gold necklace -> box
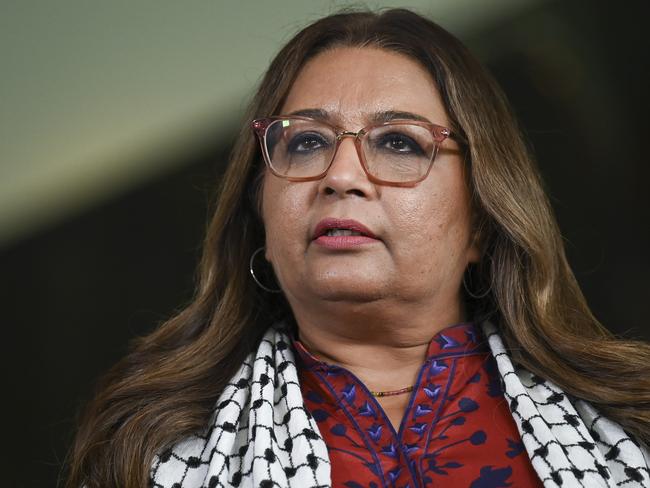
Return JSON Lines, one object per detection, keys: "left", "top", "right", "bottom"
{"left": 370, "top": 385, "right": 415, "bottom": 397}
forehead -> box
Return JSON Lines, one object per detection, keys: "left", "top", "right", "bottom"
{"left": 280, "top": 46, "right": 449, "bottom": 128}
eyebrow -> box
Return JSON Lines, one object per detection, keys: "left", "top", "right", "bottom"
{"left": 285, "top": 108, "right": 433, "bottom": 124}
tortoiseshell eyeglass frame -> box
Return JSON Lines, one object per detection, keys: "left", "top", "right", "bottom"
{"left": 251, "top": 115, "right": 460, "bottom": 188}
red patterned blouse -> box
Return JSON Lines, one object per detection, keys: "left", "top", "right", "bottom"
{"left": 292, "top": 322, "right": 544, "bottom": 488}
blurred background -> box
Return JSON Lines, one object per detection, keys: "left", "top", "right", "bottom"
{"left": 1, "top": 0, "right": 648, "bottom": 485}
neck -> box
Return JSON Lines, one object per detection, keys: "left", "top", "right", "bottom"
{"left": 289, "top": 296, "right": 466, "bottom": 392}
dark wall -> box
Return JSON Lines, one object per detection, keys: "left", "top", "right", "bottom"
{"left": 473, "top": 0, "right": 649, "bottom": 335}
{"left": 2, "top": 1, "right": 648, "bottom": 486}
{"left": 2, "top": 143, "right": 229, "bottom": 487}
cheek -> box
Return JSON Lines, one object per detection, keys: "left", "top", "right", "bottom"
{"left": 261, "top": 178, "right": 310, "bottom": 263}
{"left": 388, "top": 187, "right": 473, "bottom": 265}
{"left": 261, "top": 178, "right": 282, "bottom": 262}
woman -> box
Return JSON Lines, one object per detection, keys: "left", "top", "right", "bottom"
{"left": 66, "top": 8, "right": 650, "bottom": 488}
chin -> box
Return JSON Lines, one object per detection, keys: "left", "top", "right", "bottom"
{"left": 308, "top": 277, "right": 387, "bottom": 303}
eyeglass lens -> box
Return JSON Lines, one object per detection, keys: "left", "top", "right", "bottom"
{"left": 264, "top": 118, "right": 437, "bottom": 183}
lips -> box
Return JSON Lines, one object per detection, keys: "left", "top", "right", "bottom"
{"left": 311, "top": 218, "right": 380, "bottom": 250}
{"left": 312, "top": 218, "right": 378, "bottom": 240}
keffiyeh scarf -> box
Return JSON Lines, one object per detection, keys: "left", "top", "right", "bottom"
{"left": 150, "top": 322, "right": 650, "bottom": 487}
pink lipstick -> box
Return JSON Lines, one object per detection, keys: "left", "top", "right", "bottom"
{"left": 312, "top": 218, "right": 379, "bottom": 250}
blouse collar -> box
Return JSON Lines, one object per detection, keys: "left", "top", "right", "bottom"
{"left": 291, "top": 322, "right": 486, "bottom": 371}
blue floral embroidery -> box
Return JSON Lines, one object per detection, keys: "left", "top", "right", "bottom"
{"left": 367, "top": 423, "right": 383, "bottom": 443}
{"left": 423, "top": 384, "right": 441, "bottom": 401}
{"left": 423, "top": 455, "right": 463, "bottom": 475}
{"left": 381, "top": 442, "right": 398, "bottom": 458}
{"left": 470, "top": 465, "right": 513, "bottom": 487}
{"left": 408, "top": 423, "right": 428, "bottom": 436}
{"left": 341, "top": 383, "right": 356, "bottom": 404}
{"left": 414, "top": 404, "right": 433, "bottom": 417}
{"left": 306, "top": 390, "right": 325, "bottom": 403}
{"left": 470, "top": 430, "right": 487, "bottom": 445}
{"left": 297, "top": 323, "right": 539, "bottom": 488}
{"left": 387, "top": 467, "right": 402, "bottom": 482}
{"left": 484, "top": 356, "right": 504, "bottom": 398}
{"left": 459, "top": 397, "right": 479, "bottom": 412}
{"left": 331, "top": 424, "right": 347, "bottom": 436}
{"left": 403, "top": 443, "right": 419, "bottom": 454}
{"left": 505, "top": 438, "right": 526, "bottom": 458}
{"left": 358, "top": 400, "right": 377, "bottom": 418}
{"left": 436, "top": 334, "right": 460, "bottom": 349}
{"left": 429, "top": 360, "right": 448, "bottom": 376}
{"left": 311, "top": 408, "right": 329, "bottom": 422}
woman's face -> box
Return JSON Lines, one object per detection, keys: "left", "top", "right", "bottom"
{"left": 261, "top": 47, "right": 479, "bottom": 321}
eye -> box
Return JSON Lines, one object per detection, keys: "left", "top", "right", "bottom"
{"left": 287, "top": 132, "right": 330, "bottom": 154}
{"left": 376, "top": 132, "right": 425, "bottom": 156}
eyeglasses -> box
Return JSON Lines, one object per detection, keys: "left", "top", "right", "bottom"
{"left": 251, "top": 116, "right": 455, "bottom": 187}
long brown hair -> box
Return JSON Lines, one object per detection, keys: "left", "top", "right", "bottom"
{"left": 65, "top": 8, "right": 650, "bottom": 487}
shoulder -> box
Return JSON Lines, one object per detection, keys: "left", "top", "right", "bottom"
{"left": 480, "top": 321, "right": 650, "bottom": 486}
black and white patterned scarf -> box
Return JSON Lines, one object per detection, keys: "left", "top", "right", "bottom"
{"left": 150, "top": 323, "right": 650, "bottom": 487}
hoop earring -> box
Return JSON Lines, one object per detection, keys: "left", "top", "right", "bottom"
{"left": 462, "top": 270, "right": 492, "bottom": 299}
{"left": 249, "top": 247, "right": 282, "bottom": 293}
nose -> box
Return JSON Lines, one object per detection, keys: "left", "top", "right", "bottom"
{"left": 318, "top": 135, "right": 374, "bottom": 197}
